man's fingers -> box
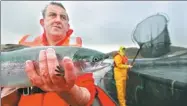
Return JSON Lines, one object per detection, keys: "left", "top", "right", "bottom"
{"left": 39, "top": 50, "right": 53, "bottom": 87}
{"left": 46, "top": 48, "right": 59, "bottom": 74}
{"left": 32, "top": 61, "right": 40, "bottom": 75}
{"left": 46, "top": 48, "right": 61, "bottom": 85}
{"left": 25, "top": 60, "right": 43, "bottom": 86}
{"left": 61, "top": 57, "right": 76, "bottom": 86}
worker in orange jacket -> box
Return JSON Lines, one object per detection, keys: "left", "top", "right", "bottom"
{"left": 113, "top": 46, "right": 133, "bottom": 106}
{"left": 1, "top": 2, "right": 116, "bottom": 106}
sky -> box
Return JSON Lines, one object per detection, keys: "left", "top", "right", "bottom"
{"left": 1, "top": 1, "right": 187, "bottom": 53}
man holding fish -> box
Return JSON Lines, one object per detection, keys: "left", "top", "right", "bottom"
{"left": 1, "top": 2, "right": 116, "bottom": 106}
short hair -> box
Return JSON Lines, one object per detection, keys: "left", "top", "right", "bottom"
{"left": 42, "top": 2, "right": 69, "bottom": 20}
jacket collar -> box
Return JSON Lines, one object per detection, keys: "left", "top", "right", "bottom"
{"left": 41, "top": 29, "right": 73, "bottom": 46}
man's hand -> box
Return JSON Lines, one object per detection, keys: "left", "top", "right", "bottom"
{"left": 25, "top": 48, "right": 77, "bottom": 93}
{"left": 128, "top": 65, "right": 133, "bottom": 69}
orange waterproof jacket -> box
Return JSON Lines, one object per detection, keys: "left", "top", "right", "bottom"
{"left": 18, "top": 29, "right": 116, "bottom": 106}
{"left": 19, "top": 29, "right": 82, "bottom": 47}
{"left": 113, "top": 53, "right": 129, "bottom": 80}
{"left": 113, "top": 53, "right": 128, "bottom": 67}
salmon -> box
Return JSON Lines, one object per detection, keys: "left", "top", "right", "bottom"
{"left": 0, "top": 44, "right": 111, "bottom": 88}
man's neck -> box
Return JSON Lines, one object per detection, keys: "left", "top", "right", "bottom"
{"left": 46, "top": 34, "right": 66, "bottom": 46}
{"left": 48, "top": 39, "right": 58, "bottom": 46}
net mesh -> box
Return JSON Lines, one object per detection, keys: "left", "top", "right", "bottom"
{"left": 132, "top": 13, "right": 171, "bottom": 58}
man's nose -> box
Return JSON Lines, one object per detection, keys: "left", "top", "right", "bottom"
{"left": 54, "top": 15, "right": 62, "bottom": 23}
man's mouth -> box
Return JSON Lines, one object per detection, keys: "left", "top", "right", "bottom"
{"left": 53, "top": 26, "right": 62, "bottom": 29}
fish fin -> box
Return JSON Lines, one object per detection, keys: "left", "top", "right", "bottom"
{"left": 1, "top": 44, "right": 29, "bottom": 52}
{"left": 1, "top": 87, "right": 19, "bottom": 98}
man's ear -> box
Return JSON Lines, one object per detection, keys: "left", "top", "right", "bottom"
{"left": 68, "top": 23, "right": 70, "bottom": 29}
{"left": 40, "top": 19, "right": 44, "bottom": 27}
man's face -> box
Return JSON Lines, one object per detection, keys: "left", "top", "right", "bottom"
{"left": 122, "top": 48, "right": 126, "bottom": 55}
{"left": 41, "top": 5, "right": 70, "bottom": 38}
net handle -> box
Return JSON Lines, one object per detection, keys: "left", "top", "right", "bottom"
{"left": 131, "top": 43, "right": 143, "bottom": 66}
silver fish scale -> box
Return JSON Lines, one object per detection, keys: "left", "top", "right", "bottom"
{"left": 0, "top": 62, "right": 31, "bottom": 87}
{"left": 1, "top": 62, "right": 26, "bottom": 76}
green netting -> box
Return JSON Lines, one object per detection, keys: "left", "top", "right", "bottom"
{"left": 132, "top": 13, "right": 171, "bottom": 58}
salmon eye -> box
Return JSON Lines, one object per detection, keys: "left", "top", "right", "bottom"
{"left": 92, "top": 55, "right": 102, "bottom": 62}
{"left": 92, "top": 57, "right": 99, "bottom": 62}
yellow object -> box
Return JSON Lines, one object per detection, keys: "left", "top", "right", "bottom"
{"left": 113, "top": 46, "right": 129, "bottom": 106}
{"left": 119, "top": 46, "right": 126, "bottom": 56}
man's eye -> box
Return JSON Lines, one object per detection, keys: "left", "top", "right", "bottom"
{"left": 60, "top": 15, "right": 67, "bottom": 20}
{"left": 49, "top": 13, "right": 56, "bottom": 17}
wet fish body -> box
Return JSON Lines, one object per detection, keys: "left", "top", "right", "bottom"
{"left": 0, "top": 45, "right": 111, "bottom": 87}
